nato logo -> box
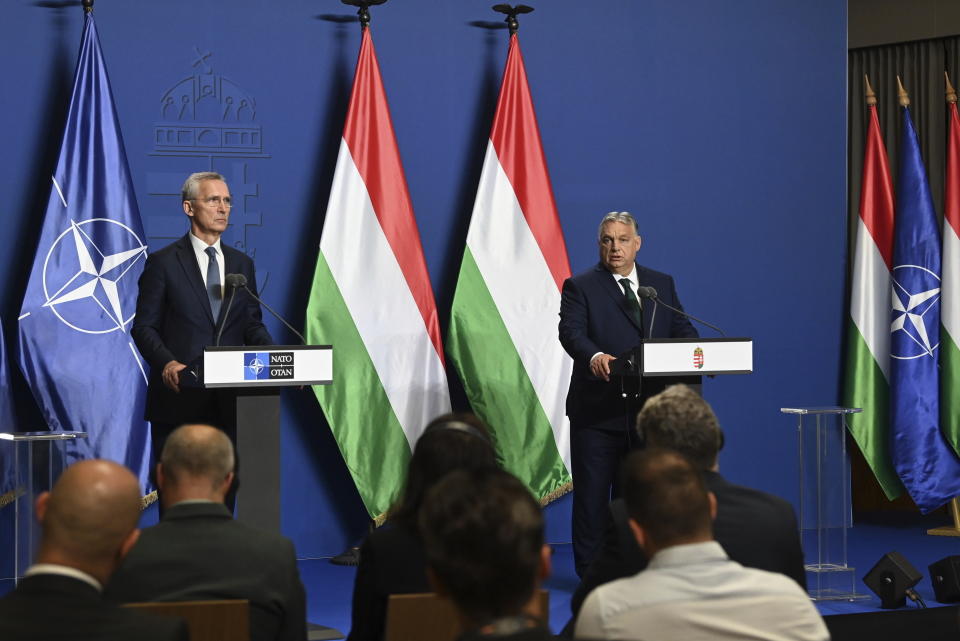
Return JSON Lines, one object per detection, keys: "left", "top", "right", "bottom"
{"left": 244, "top": 352, "right": 294, "bottom": 380}
{"left": 244, "top": 352, "right": 270, "bottom": 380}
{"left": 891, "top": 264, "right": 940, "bottom": 360}
{"left": 41, "top": 219, "right": 147, "bottom": 334}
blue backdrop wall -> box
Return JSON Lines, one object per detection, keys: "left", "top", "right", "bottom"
{"left": 1, "top": 0, "right": 847, "bottom": 557}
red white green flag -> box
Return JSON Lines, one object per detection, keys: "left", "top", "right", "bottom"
{"left": 843, "top": 89, "right": 904, "bottom": 499}
{"left": 305, "top": 29, "right": 450, "bottom": 520}
{"left": 447, "top": 33, "right": 573, "bottom": 503}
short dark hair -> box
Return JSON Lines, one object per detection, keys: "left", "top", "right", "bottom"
{"left": 419, "top": 467, "right": 543, "bottom": 623}
{"left": 622, "top": 448, "right": 712, "bottom": 548}
{"left": 388, "top": 413, "right": 499, "bottom": 528}
{"left": 636, "top": 384, "right": 722, "bottom": 470}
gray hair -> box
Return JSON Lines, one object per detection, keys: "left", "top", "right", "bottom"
{"left": 597, "top": 211, "right": 639, "bottom": 241}
{"left": 181, "top": 172, "right": 226, "bottom": 203}
{"left": 161, "top": 424, "right": 235, "bottom": 488}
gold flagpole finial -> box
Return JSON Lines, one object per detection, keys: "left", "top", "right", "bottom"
{"left": 946, "top": 71, "right": 958, "bottom": 105}
{"left": 864, "top": 75, "right": 877, "bottom": 107}
{"left": 897, "top": 75, "right": 911, "bottom": 107}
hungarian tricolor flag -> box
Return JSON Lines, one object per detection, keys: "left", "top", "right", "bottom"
{"left": 843, "top": 84, "right": 904, "bottom": 499}
{"left": 447, "top": 33, "right": 573, "bottom": 503}
{"left": 304, "top": 28, "right": 450, "bottom": 521}
{"left": 942, "top": 77, "right": 960, "bottom": 457}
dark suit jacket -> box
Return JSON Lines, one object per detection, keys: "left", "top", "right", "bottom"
{"left": 132, "top": 234, "right": 273, "bottom": 424}
{"left": 348, "top": 522, "right": 430, "bottom": 641}
{"left": 104, "top": 502, "right": 307, "bottom": 641}
{"left": 570, "top": 470, "right": 807, "bottom": 618}
{"left": 0, "top": 573, "right": 187, "bottom": 641}
{"left": 559, "top": 262, "right": 698, "bottom": 426}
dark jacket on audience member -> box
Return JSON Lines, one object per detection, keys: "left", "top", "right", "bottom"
{"left": 348, "top": 522, "right": 430, "bottom": 641}
{"left": 571, "top": 470, "right": 806, "bottom": 618}
{"left": 104, "top": 501, "right": 307, "bottom": 641}
{"left": 0, "top": 573, "right": 187, "bottom": 641}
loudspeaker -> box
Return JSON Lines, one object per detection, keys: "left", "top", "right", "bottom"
{"left": 863, "top": 551, "right": 922, "bottom": 609}
{"left": 930, "top": 556, "right": 960, "bottom": 603}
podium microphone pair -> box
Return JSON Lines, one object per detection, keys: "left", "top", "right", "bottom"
{"left": 214, "top": 273, "right": 306, "bottom": 347}
{"left": 635, "top": 286, "right": 725, "bottom": 338}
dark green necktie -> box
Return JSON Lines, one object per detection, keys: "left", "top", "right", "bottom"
{"left": 619, "top": 278, "right": 642, "bottom": 326}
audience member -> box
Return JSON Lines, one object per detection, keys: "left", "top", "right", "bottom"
{"left": 420, "top": 466, "right": 554, "bottom": 641}
{"left": 0, "top": 460, "right": 187, "bottom": 641}
{"left": 571, "top": 384, "right": 805, "bottom": 619}
{"left": 104, "top": 424, "right": 306, "bottom": 641}
{"left": 575, "top": 449, "right": 827, "bottom": 641}
{"left": 348, "top": 413, "right": 500, "bottom": 641}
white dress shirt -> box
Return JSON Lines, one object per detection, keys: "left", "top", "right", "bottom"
{"left": 575, "top": 541, "right": 829, "bottom": 641}
{"left": 25, "top": 563, "right": 103, "bottom": 592}
{"left": 189, "top": 232, "right": 224, "bottom": 301}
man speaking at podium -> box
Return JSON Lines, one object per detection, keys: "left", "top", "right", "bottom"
{"left": 559, "top": 211, "right": 698, "bottom": 577}
{"left": 132, "top": 172, "right": 273, "bottom": 501}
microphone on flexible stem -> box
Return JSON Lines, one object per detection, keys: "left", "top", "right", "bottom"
{"left": 214, "top": 274, "right": 245, "bottom": 347}
{"left": 224, "top": 273, "right": 307, "bottom": 345}
{"left": 636, "top": 286, "right": 726, "bottom": 337}
{"left": 636, "top": 286, "right": 658, "bottom": 340}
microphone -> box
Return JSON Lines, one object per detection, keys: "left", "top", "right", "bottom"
{"left": 641, "top": 286, "right": 726, "bottom": 337}
{"left": 214, "top": 274, "right": 246, "bottom": 347}
{"left": 226, "top": 273, "right": 307, "bottom": 345}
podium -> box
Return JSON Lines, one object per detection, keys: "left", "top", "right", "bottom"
{"left": 0, "top": 431, "right": 88, "bottom": 583}
{"left": 202, "top": 345, "right": 332, "bottom": 532}
{"left": 611, "top": 337, "right": 753, "bottom": 378}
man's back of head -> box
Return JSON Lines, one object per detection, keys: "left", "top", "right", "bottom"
{"left": 636, "top": 384, "right": 721, "bottom": 471}
{"left": 622, "top": 448, "right": 714, "bottom": 554}
{"left": 36, "top": 459, "right": 142, "bottom": 583}
{"left": 419, "top": 466, "right": 550, "bottom": 634}
{"left": 158, "top": 423, "right": 234, "bottom": 507}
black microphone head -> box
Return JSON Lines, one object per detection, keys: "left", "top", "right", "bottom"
{"left": 637, "top": 286, "right": 658, "bottom": 299}
{"left": 225, "top": 273, "right": 248, "bottom": 289}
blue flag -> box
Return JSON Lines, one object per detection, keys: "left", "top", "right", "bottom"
{"left": 0, "top": 317, "right": 18, "bottom": 506}
{"left": 890, "top": 106, "right": 960, "bottom": 512}
{"left": 16, "top": 14, "right": 152, "bottom": 492}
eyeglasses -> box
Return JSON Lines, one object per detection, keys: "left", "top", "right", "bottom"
{"left": 193, "top": 196, "right": 233, "bottom": 209}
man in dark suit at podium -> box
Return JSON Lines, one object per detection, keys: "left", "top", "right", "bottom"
{"left": 559, "top": 211, "right": 698, "bottom": 577}
{"left": 132, "top": 172, "right": 273, "bottom": 503}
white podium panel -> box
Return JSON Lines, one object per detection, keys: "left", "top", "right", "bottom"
{"left": 203, "top": 345, "right": 332, "bottom": 388}
{"left": 642, "top": 338, "right": 752, "bottom": 376}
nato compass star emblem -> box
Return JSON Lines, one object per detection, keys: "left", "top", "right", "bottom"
{"left": 891, "top": 264, "right": 940, "bottom": 360}
{"left": 41, "top": 219, "right": 147, "bottom": 334}
{"left": 247, "top": 356, "right": 266, "bottom": 377}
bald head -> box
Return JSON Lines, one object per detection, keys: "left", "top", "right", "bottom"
{"left": 37, "top": 460, "right": 141, "bottom": 572}
{"left": 158, "top": 424, "right": 235, "bottom": 504}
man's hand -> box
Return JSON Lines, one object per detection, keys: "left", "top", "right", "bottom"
{"left": 589, "top": 353, "right": 617, "bottom": 382}
{"left": 162, "top": 360, "right": 187, "bottom": 393}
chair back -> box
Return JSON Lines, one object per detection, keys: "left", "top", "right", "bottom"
{"left": 385, "top": 590, "right": 549, "bottom": 641}
{"left": 124, "top": 598, "right": 250, "bottom": 641}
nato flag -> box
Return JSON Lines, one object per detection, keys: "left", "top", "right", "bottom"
{"left": 890, "top": 106, "right": 960, "bottom": 512}
{"left": 16, "top": 14, "right": 152, "bottom": 492}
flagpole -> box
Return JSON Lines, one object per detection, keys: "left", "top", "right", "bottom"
{"left": 929, "top": 71, "right": 960, "bottom": 537}
{"left": 82, "top": 0, "right": 92, "bottom": 13}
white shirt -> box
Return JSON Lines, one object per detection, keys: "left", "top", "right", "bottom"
{"left": 25, "top": 563, "right": 102, "bottom": 592}
{"left": 591, "top": 265, "right": 640, "bottom": 364}
{"left": 189, "top": 232, "right": 224, "bottom": 300}
{"left": 575, "top": 541, "right": 829, "bottom": 641}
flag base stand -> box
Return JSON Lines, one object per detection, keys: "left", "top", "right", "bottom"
{"left": 927, "top": 498, "right": 960, "bottom": 537}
